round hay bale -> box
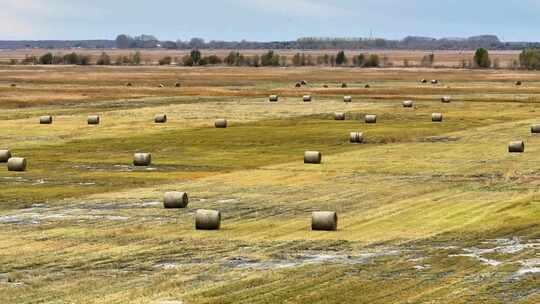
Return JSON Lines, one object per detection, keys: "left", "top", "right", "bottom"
{"left": 158, "top": 84, "right": 165, "bottom": 88}
{"left": 531, "top": 124, "right": 540, "bottom": 133}
{"left": 154, "top": 114, "right": 167, "bottom": 123}
{"left": 334, "top": 112, "right": 345, "bottom": 121}
{"left": 441, "top": 96, "right": 451, "bottom": 103}
{"left": 343, "top": 96, "right": 352, "bottom": 103}
{"left": 350, "top": 132, "right": 364, "bottom": 143}
{"left": 175, "top": 82, "right": 181, "bottom": 87}
{"left": 0, "top": 149, "right": 12, "bottom": 162}
{"left": 269, "top": 95, "right": 279, "bottom": 102}
{"left": 364, "top": 84, "right": 371, "bottom": 88}
{"left": 88, "top": 115, "right": 100, "bottom": 125}
{"left": 215, "top": 119, "right": 228, "bottom": 128}
{"left": 195, "top": 209, "right": 221, "bottom": 230}
{"left": 402, "top": 100, "right": 414, "bottom": 108}
{"left": 515, "top": 81, "right": 522, "bottom": 86}
{"left": 295, "top": 82, "right": 302, "bottom": 88}
{"left": 312, "top": 211, "right": 338, "bottom": 231}
{"left": 323, "top": 84, "right": 329, "bottom": 88}
{"left": 133, "top": 153, "right": 152, "bottom": 166}
{"left": 304, "top": 151, "right": 322, "bottom": 164}
{"left": 126, "top": 82, "right": 133, "bottom": 87}
{"left": 301, "top": 80, "right": 307, "bottom": 85}
{"left": 10, "top": 83, "right": 16, "bottom": 87}
{"left": 164, "top": 191, "right": 189, "bottom": 209}
{"left": 303, "top": 95, "right": 312, "bottom": 102}
{"left": 365, "top": 114, "right": 377, "bottom": 124}
{"left": 432, "top": 113, "right": 443, "bottom": 122}
{"left": 431, "top": 79, "right": 439, "bottom": 84}
{"left": 421, "top": 79, "right": 427, "bottom": 83}
{"left": 39, "top": 115, "right": 53, "bottom": 124}
{"left": 7, "top": 157, "right": 26, "bottom": 172}
{"left": 341, "top": 83, "right": 347, "bottom": 88}
{"left": 509, "top": 141, "right": 525, "bottom": 153}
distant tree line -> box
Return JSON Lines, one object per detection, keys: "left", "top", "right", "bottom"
{"left": 5, "top": 48, "right": 540, "bottom": 70}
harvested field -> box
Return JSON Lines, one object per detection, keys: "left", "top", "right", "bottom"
{"left": 0, "top": 65, "right": 538, "bottom": 304}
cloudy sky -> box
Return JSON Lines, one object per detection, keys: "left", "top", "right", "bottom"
{"left": 1, "top": 0, "right": 538, "bottom": 41}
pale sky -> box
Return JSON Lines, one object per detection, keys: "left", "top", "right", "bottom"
{"left": 1, "top": 0, "right": 538, "bottom": 41}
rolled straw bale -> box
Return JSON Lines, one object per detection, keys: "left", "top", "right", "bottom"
{"left": 7, "top": 157, "right": 26, "bottom": 172}
{"left": 312, "top": 211, "right": 338, "bottom": 231}
{"left": 195, "top": 209, "right": 221, "bottom": 230}
{"left": 303, "top": 95, "right": 312, "bottom": 102}
{"left": 301, "top": 80, "right": 307, "bottom": 85}
{"left": 402, "top": 100, "right": 413, "bottom": 108}
{"left": 515, "top": 81, "right": 522, "bottom": 86}
{"left": 133, "top": 153, "right": 152, "bottom": 166}
{"left": 175, "top": 82, "right": 181, "bottom": 87}
{"left": 155, "top": 114, "right": 167, "bottom": 123}
{"left": 364, "top": 84, "right": 371, "bottom": 88}
{"left": 40, "top": 115, "right": 53, "bottom": 124}
{"left": 88, "top": 115, "right": 100, "bottom": 125}
{"left": 0, "top": 149, "right": 11, "bottom": 162}
{"left": 164, "top": 192, "right": 189, "bottom": 209}
{"left": 304, "top": 151, "right": 322, "bottom": 164}
{"left": 341, "top": 83, "right": 347, "bottom": 88}
{"left": 365, "top": 114, "right": 377, "bottom": 124}
{"left": 531, "top": 124, "right": 540, "bottom": 133}
{"left": 343, "top": 96, "right": 352, "bottom": 103}
{"left": 508, "top": 141, "right": 525, "bottom": 153}
{"left": 432, "top": 113, "right": 443, "bottom": 122}
{"left": 269, "top": 95, "right": 279, "bottom": 102}
{"left": 350, "top": 132, "right": 364, "bottom": 143}
{"left": 431, "top": 79, "right": 439, "bottom": 84}
{"left": 295, "top": 82, "right": 302, "bottom": 88}
{"left": 215, "top": 119, "right": 228, "bottom": 128}
{"left": 441, "top": 96, "right": 451, "bottom": 103}
{"left": 334, "top": 112, "right": 345, "bottom": 120}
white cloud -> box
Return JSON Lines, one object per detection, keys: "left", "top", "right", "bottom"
{"left": 235, "top": 0, "right": 350, "bottom": 17}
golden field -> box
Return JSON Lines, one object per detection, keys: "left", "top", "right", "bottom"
{"left": 0, "top": 65, "right": 539, "bottom": 303}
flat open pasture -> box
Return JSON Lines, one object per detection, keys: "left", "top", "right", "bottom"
{"left": 0, "top": 66, "right": 539, "bottom": 303}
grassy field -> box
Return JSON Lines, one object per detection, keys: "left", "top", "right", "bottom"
{"left": 0, "top": 66, "right": 539, "bottom": 303}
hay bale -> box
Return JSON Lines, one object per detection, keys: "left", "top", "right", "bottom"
{"left": 341, "top": 83, "right": 347, "bottom": 88}
{"left": 269, "top": 95, "right": 279, "bottom": 102}
{"left": 531, "top": 124, "right": 540, "bottom": 133}
{"left": 304, "top": 151, "right": 322, "bottom": 164}
{"left": 0, "top": 149, "right": 11, "bottom": 162}
{"left": 133, "top": 153, "right": 152, "bottom": 166}
{"left": 7, "top": 157, "right": 26, "bottom": 172}
{"left": 301, "top": 80, "right": 307, "bottom": 85}
{"left": 126, "top": 82, "right": 132, "bottom": 87}
{"left": 215, "top": 119, "right": 228, "bottom": 128}
{"left": 323, "top": 84, "right": 329, "bottom": 88}
{"left": 88, "top": 115, "right": 100, "bottom": 125}
{"left": 158, "top": 84, "right": 165, "bottom": 88}
{"left": 39, "top": 115, "right": 53, "bottom": 124}
{"left": 154, "top": 114, "right": 167, "bottom": 123}
{"left": 10, "top": 83, "right": 16, "bottom": 87}
{"left": 350, "top": 132, "right": 364, "bottom": 143}
{"left": 343, "top": 96, "right": 352, "bottom": 103}
{"left": 334, "top": 112, "right": 345, "bottom": 121}
{"left": 515, "top": 81, "right": 522, "bottom": 86}
{"left": 432, "top": 113, "right": 443, "bottom": 122}
{"left": 175, "top": 82, "right": 181, "bottom": 87}
{"left": 195, "top": 209, "right": 221, "bottom": 230}
{"left": 364, "top": 84, "right": 370, "bottom": 88}
{"left": 509, "top": 141, "right": 525, "bottom": 153}
{"left": 420, "top": 79, "right": 427, "bottom": 83}
{"left": 303, "top": 95, "right": 312, "bottom": 102}
{"left": 402, "top": 100, "right": 414, "bottom": 108}
{"left": 441, "top": 96, "right": 451, "bottom": 103}
{"left": 295, "top": 82, "right": 302, "bottom": 88}
{"left": 431, "top": 79, "right": 439, "bottom": 84}
{"left": 164, "top": 191, "right": 189, "bottom": 209}
{"left": 365, "top": 114, "right": 377, "bottom": 124}
{"left": 312, "top": 211, "right": 338, "bottom": 231}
